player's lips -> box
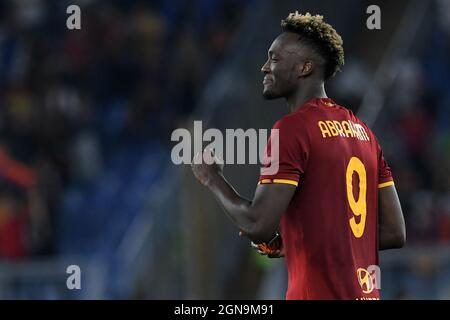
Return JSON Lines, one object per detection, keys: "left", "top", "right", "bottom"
{"left": 263, "top": 78, "right": 273, "bottom": 85}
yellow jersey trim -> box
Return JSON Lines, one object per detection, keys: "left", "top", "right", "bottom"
{"left": 273, "top": 179, "right": 298, "bottom": 186}
{"left": 258, "top": 179, "right": 298, "bottom": 187}
{"left": 378, "top": 181, "right": 395, "bottom": 189}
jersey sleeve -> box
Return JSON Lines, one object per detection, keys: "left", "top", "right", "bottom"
{"left": 258, "top": 115, "right": 309, "bottom": 187}
{"left": 377, "top": 143, "right": 394, "bottom": 189}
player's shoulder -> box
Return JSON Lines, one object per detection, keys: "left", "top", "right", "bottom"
{"left": 351, "top": 113, "right": 376, "bottom": 137}
{"left": 273, "top": 109, "right": 309, "bottom": 131}
{"left": 349, "top": 112, "right": 383, "bottom": 148}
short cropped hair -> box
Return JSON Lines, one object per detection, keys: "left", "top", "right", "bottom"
{"left": 281, "top": 11, "right": 344, "bottom": 79}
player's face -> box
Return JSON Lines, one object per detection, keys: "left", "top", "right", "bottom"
{"left": 261, "top": 33, "right": 302, "bottom": 99}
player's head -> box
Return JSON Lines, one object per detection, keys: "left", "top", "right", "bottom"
{"left": 261, "top": 12, "right": 344, "bottom": 99}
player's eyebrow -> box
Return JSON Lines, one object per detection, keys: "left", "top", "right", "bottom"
{"left": 285, "top": 49, "right": 297, "bottom": 55}
{"left": 268, "top": 50, "right": 281, "bottom": 58}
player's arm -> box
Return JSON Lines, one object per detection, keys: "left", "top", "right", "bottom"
{"left": 378, "top": 185, "right": 406, "bottom": 250}
{"left": 191, "top": 149, "right": 296, "bottom": 244}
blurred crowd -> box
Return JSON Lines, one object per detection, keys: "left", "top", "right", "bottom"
{"left": 381, "top": 5, "right": 450, "bottom": 245}
{"left": 331, "top": 0, "right": 450, "bottom": 247}
{"left": 0, "top": 0, "right": 248, "bottom": 260}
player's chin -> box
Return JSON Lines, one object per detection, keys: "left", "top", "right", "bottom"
{"left": 262, "top": 87, "right": 280, "bottom": 100}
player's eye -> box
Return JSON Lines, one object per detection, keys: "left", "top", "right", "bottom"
{"left": 271, "top": 58, "right": 278, "bottom": 63}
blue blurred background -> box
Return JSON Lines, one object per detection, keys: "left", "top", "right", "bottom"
{"left": 0, "top": 0, "right": 449, "bottom": 299}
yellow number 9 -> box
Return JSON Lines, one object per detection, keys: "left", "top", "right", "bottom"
{"left": 346, "top": 157, "right": 367, "bottom": 238}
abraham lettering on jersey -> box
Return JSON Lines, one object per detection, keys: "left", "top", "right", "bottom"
{"left": 317, "top": 120, "right": 370, "bottom": 141}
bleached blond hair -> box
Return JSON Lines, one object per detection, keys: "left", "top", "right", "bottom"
{"left": 281, "top": 11, "right": 344, "bottom": 79}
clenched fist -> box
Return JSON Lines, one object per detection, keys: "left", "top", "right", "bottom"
{"left": 191, "top": 148, "right": 224, "bottom": 186}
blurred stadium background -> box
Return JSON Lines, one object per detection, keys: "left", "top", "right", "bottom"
{"left": 0, "top": 0, "right": 449, "bottom": 299}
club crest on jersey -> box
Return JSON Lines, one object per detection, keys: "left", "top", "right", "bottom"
{"left": 356, "top": 265, "right": 381, "bottom": 294}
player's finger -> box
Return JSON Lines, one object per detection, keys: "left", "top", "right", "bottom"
{"left": 214, "top": 153, "right": 224, "bottom": 165}
{"left": 203, "top": 147, "right": 213, "bottom": 158}
{"left": 191, "top": 151, "right": 201, "bottom": 166}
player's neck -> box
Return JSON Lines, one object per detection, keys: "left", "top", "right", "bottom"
{"left": 286, "top": 83, "right": 327, "bottom": 113}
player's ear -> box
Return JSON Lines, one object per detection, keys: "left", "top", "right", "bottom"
{"left": 298, "top": 60, "right": 313, "bottom": 77}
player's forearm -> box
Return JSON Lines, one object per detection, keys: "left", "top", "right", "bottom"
{"left": 206, "top": 174, "right": 263, "bottom": 241}
{"left": 379, "top": 227, "right": 406, "bottom": 250}
{"left": 378, "top": 186, "right": 406, "bottom": 250}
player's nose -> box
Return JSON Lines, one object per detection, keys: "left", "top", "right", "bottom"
{"left": 261, "top": 60, "right": 270, "bottom": 74}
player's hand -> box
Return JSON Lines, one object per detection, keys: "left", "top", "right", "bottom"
{"left": 191, "top": 148, "right": 224, "bottom": 186}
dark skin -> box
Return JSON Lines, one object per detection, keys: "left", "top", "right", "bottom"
{"left": 191, "top": 32, "right": 406, "bottom": 251}
{"left": 378, "top": 186, "right": 406, "bottom": 250}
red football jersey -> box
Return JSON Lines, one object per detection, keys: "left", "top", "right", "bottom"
{"left": 259, "top": 97, "right": 394, "bottom": 300}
